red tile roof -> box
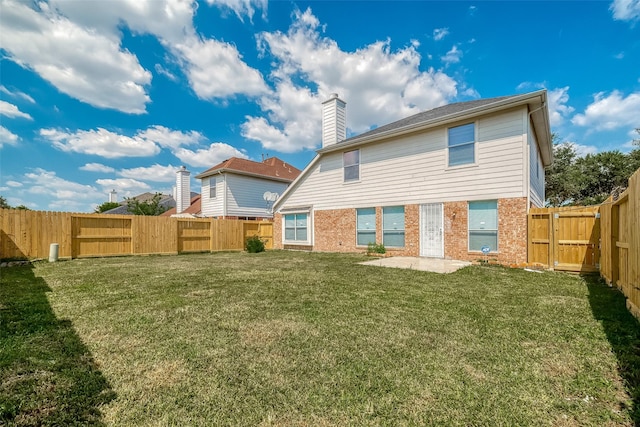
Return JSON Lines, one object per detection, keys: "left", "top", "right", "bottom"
{"left": 195, "top": 156, "right": 301, "bottom": 182}
{"left": 161, "top": 194, "right": 202, "bottom": 217}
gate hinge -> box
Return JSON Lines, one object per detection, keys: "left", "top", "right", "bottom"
{"left": 554, "top": 261, "right": 558, "bottom": 267}
{"left": 595, "top": 212, "right": 600, "bottom": 219}
{"left": 554, "top": 213, "right": 559, "bottom": 219}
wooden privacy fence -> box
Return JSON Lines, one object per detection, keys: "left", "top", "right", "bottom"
{"left": 0, "top": 209, "right": 273, "bottom": 260}
{"left": 528, "top": 205, "right": 601, "bottom": 273}
{"left": 528, "top": 168, "right": 639, "bottom": 316}
{"left": 600, "top": 169, "right": 640, "bottom": 316}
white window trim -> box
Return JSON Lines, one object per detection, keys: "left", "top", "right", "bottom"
{"left": 343, "top": 149, "right": 360, "bottom": 183}
{"left": 356, "top": 207, "right": 376, "bottom": 247}
{"left": 467, "top": 200, "right": 499, "bottom": 253}
{"left": 282, "top": 209, "right": 312, "bottom": 246}
{"left": 382, "top": 206, "right": 405, "bottom": 248}
{"left": 209, "top": 177, "right": 217, "bottom": 199}
{"left": 446, "top": 121, "right": 478, "bottom": 169}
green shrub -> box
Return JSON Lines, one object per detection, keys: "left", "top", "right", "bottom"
{"left": 245, "top": 235, "right": 265, "bottom": 253}
{"left": 367, "top": 242, "right": 386, "bottom": 254}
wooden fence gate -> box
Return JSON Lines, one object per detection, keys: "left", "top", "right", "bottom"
{"left": 528, "top": 206, "right": 600, "bottom": 273}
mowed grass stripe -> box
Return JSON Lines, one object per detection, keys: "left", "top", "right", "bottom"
{"left": 1, "top": 251, "right": 638, "bottom": 426}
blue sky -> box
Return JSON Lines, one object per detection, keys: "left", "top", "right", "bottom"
{"left": 1, "top": 0, "right": 639, "bottom": 212}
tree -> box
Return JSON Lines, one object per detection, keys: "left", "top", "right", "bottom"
{"left": 125, "top": 193, "right": 167, "bottom": 216}
{"left": 545, "top": 132, "right": 640, "bottom": 206}
{"left": 573, "top": 150, "right": 633, "bottom": 205}
{"left": 0, "top": 196, "right": 10, "bottom": 209}
{"left": 545, "top": 135, "right": 580, "bottom": 206}
{"left": 95, "top": 201, "right": 121, "bottom": 213}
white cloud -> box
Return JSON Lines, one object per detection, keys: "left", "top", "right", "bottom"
{"left": 0, "top": 100, "right": 33, "bottom": 120}
{"left": 6, "top": 180, "right": 22, "bottom": 188}
{"left": 441, "top": 45, "right": 463, "bottom": 65}
{"left": 0, "top": 85, "right": 36, "bottom": 103}
{"left": 154, "top": 64, "right": 179, "bottom": 82}
{"left": 565, "top": 141, "right": 598, "bottom": 157}
{"left": 0, "top": 1, "right": 151, "bottom": 114}
{"left": 118, "top": 164, "right": 179, "bottom": 182}
{"left": 433, "top": 28, "right": 449, "bottom": 41}
{"left": 24, "top": 168, "right": 100, "bottom": 210}
{"left": 547, "top": 86, "right": 575, "bottom": 127}
{"left": 172, "top": 35, "right": 268, "bottom": 100}
{"left": 95, "top": 178, "right": 152, "bottom": 199}
{"left": 40, "top": 128, "right": 161, "bottom": 158}
{"left": 173, "top": 143, "right": 248, "bottom": 167}
{"left": 0, "top": 126, "right": 20, "bottom": 148}
{"left": 47, "top": 0, "right": 197, "bottom": 45}
{"left": 245, "top": 8, "right": 458, "bottom": 153}
{"left": 80, "top": 163, "right": 115, "bottom": 173}
{"left": 137, "top": 125, "right": 204, "bottom": 149}
{"left": 610, "top": 0, "right": 640, "bottom": 21}
{"left": 614, "top": 52, "right": 625, "bottom": 59}
{"left": 18, "top": 1, "right": 270, "bottom": 103}
{"left": 206, "top": 0, "right": 268, "bottom": 22}
{"left": 572, "top": 90, "right": 640, "bottom": 131}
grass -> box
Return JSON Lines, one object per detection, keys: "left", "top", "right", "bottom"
{"left": 1, "top": 251, "right": 639, "bottom": 426}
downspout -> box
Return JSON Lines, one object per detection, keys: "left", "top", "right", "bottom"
{"left": 218, "top": 170, "right": 226, "bottom": 219}
{"left": 527, "top": 101, "right": 547, "bottom": 211}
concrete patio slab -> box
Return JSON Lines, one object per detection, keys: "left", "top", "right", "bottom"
{"left": 359, "top": 256, "right": 472, "bottom": 273}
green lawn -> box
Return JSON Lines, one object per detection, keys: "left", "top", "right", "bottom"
{"left": 1, "top": 251, "right": 639, "bottom": 426}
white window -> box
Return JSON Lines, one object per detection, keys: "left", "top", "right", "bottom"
{"left": 343, "top": 149, "right": 360, "bottom": 182}
{"left": 209, "top": 178, "right": 216, "bottom": 199}
{"left": 284, "top": 213, "right": 308, "bottom": 243}
{"left": 468, "top": 200, "right": 498, "bottom": 252}
{"left": 448, "top": 123, "right": 475, "bottom": 166}
{"left": 383, "top": 206, "right": 405, "bottom": 247}
{"left": 356, "top": 208, "right": 376, "bottom": 246}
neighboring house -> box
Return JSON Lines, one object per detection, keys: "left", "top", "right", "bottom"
{"left": 195, "top": 157, "right": 301, "bottom": 219}
{"left": 272, "top": 90, "right": 552, "bottom": 265}
{"left": 160, "top": 194, "right": 201, "bottom": 217}
{"left": 102, "top": 192, "right": 176, "bottom": 215}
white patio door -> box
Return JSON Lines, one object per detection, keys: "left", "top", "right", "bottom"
{"left": 421, "top": 203, "right": 444, "bottom": 258}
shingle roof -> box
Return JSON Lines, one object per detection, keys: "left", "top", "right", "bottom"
{"left": 195, "top": 156, "right": 301, "bottom": 182}
{"left": 340, "top": 94, "right": 519, "bottom": 144}
{"left": 102, "top": 192, "right": 175, "bottom": 215}
{"left": 161, "top": 194, "right": 201, "bottom": 217}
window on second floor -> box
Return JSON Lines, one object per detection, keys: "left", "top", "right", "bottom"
{"left": 448, "top": 123, "right": 475, "bottom": 167}
{"left": 343, "top": 149, "right": 360, "bottom": 182}
{"left": 209, "top": 177, "right": 217, "bottom": 199}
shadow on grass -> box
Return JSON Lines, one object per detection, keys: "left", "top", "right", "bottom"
{"left": 585, "top": 275, "right": 640, "bottom": 425}
{"left": 0, "top": 262, "right": 115, "bottom": 426}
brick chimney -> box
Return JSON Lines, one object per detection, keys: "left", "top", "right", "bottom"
{"left": 322, "top": 93, "right": 346, "bottom": 148}
{"left": 176, "top": 166, "right": 190, "bottom": 214}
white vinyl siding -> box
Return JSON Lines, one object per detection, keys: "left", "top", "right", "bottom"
{"left": 201, "top": 173, "right": 290, "bottom": 218}
{"left": 343, "top": 149, "right": 360, "bottom": 182}
{"left": 468, "top": 200, "right": 498, "bottom": 252}
{"left": 356, "top": 208, "right": 376, "bottom": 246}
{"left": 201, "top": 176, "right": 224, "bottom": 217}
{"left": 448, "top": 123, "right": 475, "bottom": 166}
{"left": 225, "top": 174, "right": 289, "bottom": 218}
{"left": 383, "top": 206, "right": 405, "bottom": 248}
{"left": 280, "top": 107, "right": 527, "bottom": 211}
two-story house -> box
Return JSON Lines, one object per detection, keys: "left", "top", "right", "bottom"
{"left": 195, "top": 157, "right": 301, "bottom": 219}
{"left": 272, "top": 90, "right": 552, "bottom": 264}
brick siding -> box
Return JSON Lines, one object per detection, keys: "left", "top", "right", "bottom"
{"left": 273, "top": 197, "right": 528, "bottom": 264}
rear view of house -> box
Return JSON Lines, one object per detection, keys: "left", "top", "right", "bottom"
{"left": 272, "top": 90, "right": 552, "bottom": 265}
